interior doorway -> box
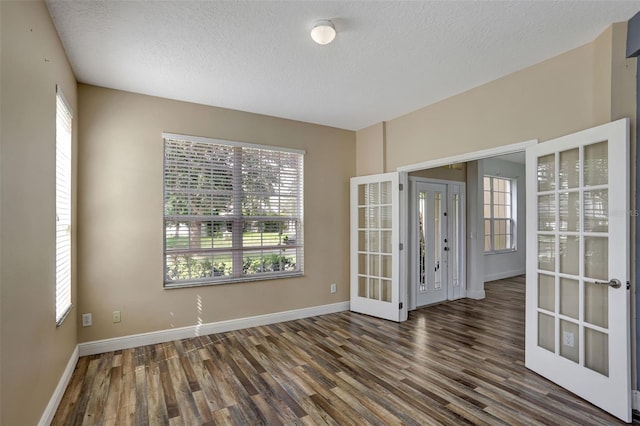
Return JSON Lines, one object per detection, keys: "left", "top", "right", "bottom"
{"left": 409, "top": 179, "right": 465, "bottom": 309}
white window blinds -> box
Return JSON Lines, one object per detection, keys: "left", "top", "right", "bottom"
{"left": 163, "top": 134, "right": 304, "bottom": 287}
{"left": 56, "top": 87, "right": 73, "bottom": 324}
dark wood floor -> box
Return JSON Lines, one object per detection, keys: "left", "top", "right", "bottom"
{"left": 53, "top": 276, "right": 626, "bottom": 425}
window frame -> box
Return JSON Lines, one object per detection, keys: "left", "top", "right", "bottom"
{"left": 483, "top": 175, "right": 516, "bottom": 254}
{"left": 55, "top": 85, "right": 73, "bottom": 325}
{"left": 162, "top": 133, "right": 305, "bottom": 288}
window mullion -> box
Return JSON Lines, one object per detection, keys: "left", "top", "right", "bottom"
{"left": 232, "top": 147, "right": 243, "bottom": 277}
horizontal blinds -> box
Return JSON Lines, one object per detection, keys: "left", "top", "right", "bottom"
{"left": 164, "top": 136, "right": 304, "bottom": 285}
{"left": 56, "top": 90, "right": 72, "bottom": 324}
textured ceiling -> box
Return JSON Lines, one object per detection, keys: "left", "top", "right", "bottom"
{"left": 46, "top": 1, "right": 640, "bottom": 131}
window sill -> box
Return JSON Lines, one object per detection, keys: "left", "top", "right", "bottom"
{"left": 56, "top": 304, "right": 73, "bottom": 327}
{"left": 164, "top": 271, "right": 304, "bottom": 289}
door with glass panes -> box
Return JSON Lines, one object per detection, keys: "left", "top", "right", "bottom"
{"left": 525, "top": 119, "right": 630, "bottom": 422}
{"left": 350, "top": 172, "right": 407, "bottom": 322}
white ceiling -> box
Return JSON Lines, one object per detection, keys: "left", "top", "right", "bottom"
{"left": 46, "top": 1, "right": 640, "bottom": 131}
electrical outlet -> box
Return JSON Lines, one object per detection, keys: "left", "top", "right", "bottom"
{"left": 113, "top": 310, "right": 121, "bottom": 323}
{"left": 82, "top": 313, "right": 92, "bottom": 327}
{"left": 330, "top": 283, "right": 337, "bottom": 293}
{"left": 562, "top": 331, "right": 575, "bottom": 348}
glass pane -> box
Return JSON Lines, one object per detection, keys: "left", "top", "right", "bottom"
{"left": 358, "top": 254, "right": 367, "bottom": 275}
{"left": 380, "top": 255, "right": 392, "bottom": 278}
{"left": 358, "top": 184, "right": 366, "bottom": 206}
{"left": 369, "top": 254, "right": 379, "bottom": 277}
{"left": 369, "top": 231, "right": 379, "bottom": 253}
{"left": 358, "top": 208, "right": 366, "bottom": 229}
{"left": 538, "top": 313, "right": 555, "bottom": 352}
{"left": 560, "top": 320, "right": 579, "bottom": 363}
{"left": 380, "top": 230, "right": 392, "bottom": 254}
{"left": 559, "top": 278, "right": 579, "bottom": 320}
{"left": 380, "top": 206, "right": 392, "bottom": 229}
{"left": 368, "top": 183, "right": 380, "bottom": 204}
{"left": 538, "top": 194, "right": 555, "bottom": 231}
{"left": 371, "top": 278, "right": 380, "bottom": 300}
{"left": 537, "top": 154, "right": 555, "bottom": 191}
{"left": 538, "top": 235, "right": 555, "bottom": 271}
{"left": 380, "top": 181, "right": 392, "bottom": 204}
{"left": 358, "top": 276, "right": 367, "bottom": 297}
{"left": 538, "top": 274, "right": 555, "bottom": 312}
{"left": 368, "top": 207, "right": 379, "bottom": 229}
{"left": 584, "top": 190, "right": 608, "bottom": 232}
{"left": 381, "top": 280, "right": 392, "bottom": 302}
{"left": 585, "top": 328, "right": 609, "bottom": 377}
{"left": 584, "top": 141, "right": 608, "bottom": 186}
{"left": 358, "top": 231, "right": 367, "bottom": 251}
{"left": 585, "top": 281, "right": 608, "bottom": 328}
{"left": 559, "top": 236, "right": 579, "bottom": 276}
{"left": 559, "top": 192, "right": 579, "bottom": 232}
{"left": 585, "top": 237, "right": 608, "bottom": 281}
{"left": 559, "top": 148, "right": 579, "bottom": 189}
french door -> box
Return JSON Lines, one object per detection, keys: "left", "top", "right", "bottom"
{"left": 416, "top": 182, "right": 448, "bottom": 306}
{"left": 350, "top": 172, "right": 407, "bottom": 322}
{"left": 525, "top": 119, "right": 631, "bottom": 422}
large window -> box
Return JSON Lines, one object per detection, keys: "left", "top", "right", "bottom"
{"left": 163, "top": 134, "right": 304, "bottom": 287}
{"left": 484, "top": 176, "right": 515, "bottom": 253}
{"left": 56, "top": 86, "right": 73, "bottom": 324}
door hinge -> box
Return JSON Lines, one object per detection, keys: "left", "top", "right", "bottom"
{"left": 399, "top": 243, "right": 404, "bottom": 250}
{"left": 627, "top": 281, "right": 631, "bottom": 290}
{"left": 399, "top": 302, "right": 403, "bottom": 309}
{"left": 399, "top": 183, "right": 404, "bottom": 191}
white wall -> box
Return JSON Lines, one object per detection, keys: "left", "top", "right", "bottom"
{"left": 482, "top": 158, "right": 527, "bottom": 281}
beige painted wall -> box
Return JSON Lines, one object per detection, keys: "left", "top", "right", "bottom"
{"left": 0, "top": 1, "right": 78, "bottom": 425}
{"left": 355, "top": 122, "right": 385, "bottom": 175}
{"left": 77, "top": 85, "right": 355, "bottom": 342}
{"left": 409, "top": 164, "right": 466, "bottom": 182}
{"left": 354, "top": 22, "right": 635, "bottom": 172}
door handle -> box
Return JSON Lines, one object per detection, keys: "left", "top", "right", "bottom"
{"left": 594, "top": 279, "right": 622, "bottom": 289}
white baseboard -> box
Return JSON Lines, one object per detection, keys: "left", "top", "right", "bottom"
{"left": 484, "top": 269, "right": 525, "bottom": 282}
{"left": 633, "top": 390, "right": 640, "bottom": 411}
{"left": 79, "top": 301, "right": 350, "bottom": 356}
{"left": 39, "top": 345, "right": 79, "bottom": 426}
{"left": 466, "top": 290, "right": 486, "bottom": 300}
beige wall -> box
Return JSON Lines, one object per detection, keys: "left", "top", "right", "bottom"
{"left": 356, "top": 122, "right": 385, "bottom": 175}
{"left": 77, "top": 85, "right": 355, "bottom": 342}
{"left": 409, "top": 164, "right": 466, "bottom": 182}
{"left": 0, "top": 1, "right": 78, "bottom": 425}
{"left": 354, "top": 23, "right": 635, "bottom": 173}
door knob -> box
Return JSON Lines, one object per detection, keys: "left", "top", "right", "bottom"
{"left": 594, "top": 279, "right": 622, "bottom": 289}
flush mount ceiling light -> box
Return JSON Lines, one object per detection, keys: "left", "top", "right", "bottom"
{"left": 310, "top": 20, "right": 336, "bottom": 45}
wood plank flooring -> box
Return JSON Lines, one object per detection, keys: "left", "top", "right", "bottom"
{"left": 53, "top": 277, "right": 626, "bottom": 425}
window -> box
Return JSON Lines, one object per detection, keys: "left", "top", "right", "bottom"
{"left": 484, "top": 176, "right": 515, "bottom": 253}
{"left": 56, "top": 87, "right": 73, "bottom": 325}
{"left": 163, "top": 134, "right": 304, "bottom": 287}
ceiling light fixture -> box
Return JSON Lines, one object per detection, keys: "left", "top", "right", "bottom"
{"left": 310, "top": 20, "right": 336, "bottom": 45}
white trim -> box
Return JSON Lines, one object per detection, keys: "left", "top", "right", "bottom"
{"left": 484, "top": 269, "right": 525, "bottom": 282}
{"left": 633, "top": 390, "right": 640, "bottom": 411}
{"left": 466, "top": 289, "right": 486, "bottom": 300}
{"left": 78, "top": 301, "right": 349, "bottom": 356}
{"left": 397, "top": 139, "right": 537, "bottom": 173}
{"left": 162, "top": 132, "right": 306, "bottom": 155}
{"left": 39, "top": 345, "right": 79, "bottom": 426}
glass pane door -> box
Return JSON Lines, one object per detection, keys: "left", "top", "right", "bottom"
{"left": 350, "top": 172, "right": 405, "bottom": 322}
{"left": 525, "top": 119, "right": 630, "bottom": 422}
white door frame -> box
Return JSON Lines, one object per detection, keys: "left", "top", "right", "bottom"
{"left": 408, "top": 177, "right": 467, "bottom": 310}
{"left": 397, "top": 139, "right": 538, "bottom": 302}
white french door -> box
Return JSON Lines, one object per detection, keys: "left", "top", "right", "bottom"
{"left": 525, "top": 119, "right": 631, "bottom": 422}
{"left": 416, "top": 182, "right": 448, "bottom": 306}
{"left": 350, "top": 172, "right": 407, "bottom": 322}
{"left": 410, "top": 180, "right": 466, "bottom": 309}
